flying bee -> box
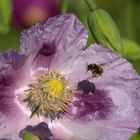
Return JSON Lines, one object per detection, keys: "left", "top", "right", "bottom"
{"left": 86, "top": 63, "right": 105, "bottom": 77}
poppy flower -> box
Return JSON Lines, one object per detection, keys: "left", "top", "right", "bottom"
{"left": 0, "top": 14, "right": 140, "bottom": 140}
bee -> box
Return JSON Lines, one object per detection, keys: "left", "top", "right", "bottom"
{"left": 87, "top": 63, "right": 105, "bottom": 77}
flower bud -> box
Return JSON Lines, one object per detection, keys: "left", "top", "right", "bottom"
{"left": 88, "top": 9, "right": 123, "bottom": 52}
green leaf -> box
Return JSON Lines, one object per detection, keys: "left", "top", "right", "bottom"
{"left": 129, "top": 128, "right": 140, "bottom": 140}
{"left": 121, "top": 38, "right": 140, "bottom": 60}
{"left": 24, "top": 132, "right": 40, "bottom": 140}
{"left": 30, "top": 106, "right": 40, "bottom": 119}
{"left": 0, "top": 0, "right": 12, "bottom": 34}
{"left": 88, "top": 9, "right": 123, "bottom": 52}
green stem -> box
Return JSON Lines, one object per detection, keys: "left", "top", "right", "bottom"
{"left": 119, "top": 0, "right": 134, "bottom": 39}
{"left": 84, "top": 0, "right": 96, "bottom": 11}
{"left": 125, "top": 0, "right": 134, "bottom": 39}
{"left": 61, "top": 0, "right": 69, "bottom": 13}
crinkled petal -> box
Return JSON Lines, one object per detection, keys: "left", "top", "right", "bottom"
{"left": 20, "top": 14, "right": 88, "bottom": 69}
{"left": 49, "top": 44, "right": 140, "bottom": 140}
{"left": 0, "top": 49, "right": 29, "bottom": 117}
{"left": 0, "top": 49, "right": 40, "bottom": 139}
{"left": 0, "top": 111, "right": 41, "bottom": 140}
{"left": 0, "top": 49, "right": 27, "bottom": 72}
{"left": 49, "top": 119, "right": 137, "bottom": 140}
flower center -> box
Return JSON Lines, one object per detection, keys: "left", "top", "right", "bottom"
{"left": 47, "top": 79, "right": 64, "bottom": 98}
{"left": 25, "top": 71, "right": 73, "bottom": 120}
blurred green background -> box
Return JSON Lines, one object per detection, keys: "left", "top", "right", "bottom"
{"left": 0, "top": 0, "right": 140, "bottom": 74}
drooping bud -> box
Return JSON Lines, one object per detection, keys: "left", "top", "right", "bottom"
{"left": 88, "top": 9, "right": 123, "bottom": 52}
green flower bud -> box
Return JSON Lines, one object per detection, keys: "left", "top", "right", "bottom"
{"left": 88, "top": 9, "right": 123, "bottom": 52}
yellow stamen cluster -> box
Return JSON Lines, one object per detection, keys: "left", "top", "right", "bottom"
{"left": 25, "top": 71, "right": 73, "bottom": 120}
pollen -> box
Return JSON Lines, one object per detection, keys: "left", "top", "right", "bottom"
{"left": 47, "top": 79, "right": 64, "bottom": 98}
{"left": 24, "top": 71, "right": 73, "bottom": 120}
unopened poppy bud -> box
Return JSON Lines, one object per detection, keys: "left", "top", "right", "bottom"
{"left": 88, "top": 9, "right": 123, "bottom": 52}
